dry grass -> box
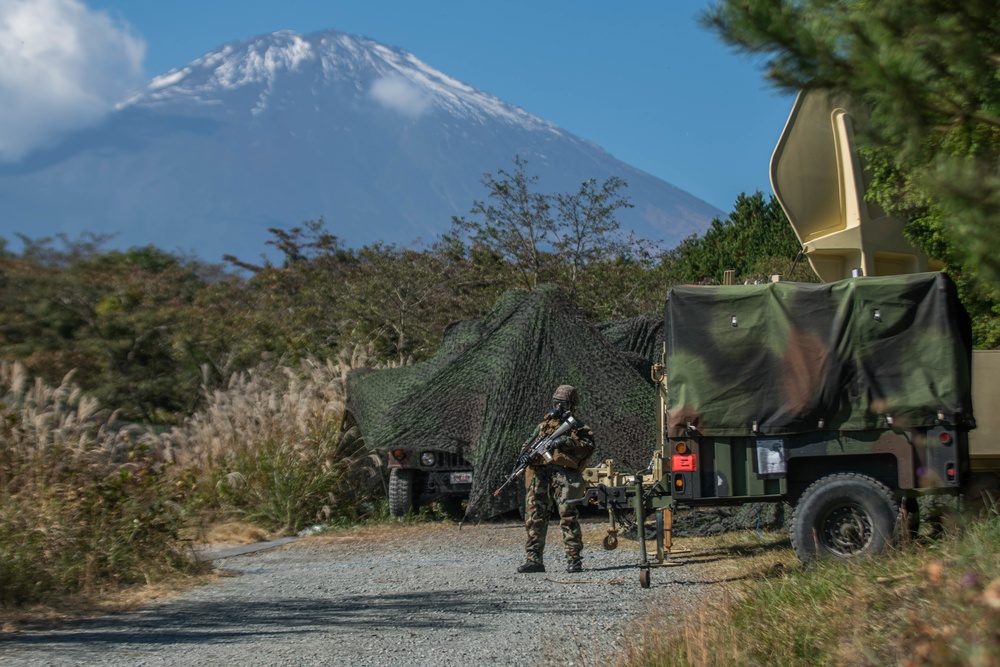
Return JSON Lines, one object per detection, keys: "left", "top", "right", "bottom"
{"left": 614, "top": 512, "right": 1000, "bottom": 667}
{"left": 0, "top": 350, "right": 387, "bottom": 616}
{"left": 182, "top": 520, "right": 275, "bottom": 546}
{"left": 0, "top": 570, "right": 219, "bottom": 633}
{"left": 160, "top": 352, "right": 386, "bottom": 534}
{"left": 0, "top": 362, "right": 205, "bottom": 608}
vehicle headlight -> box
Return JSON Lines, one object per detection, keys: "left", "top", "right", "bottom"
{"left": 420, "top": 452, "right": 436, "bottom": 466}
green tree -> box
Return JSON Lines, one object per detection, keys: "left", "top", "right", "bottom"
{"left": 703, "top": 1, "right": 1000, "bottom": 286}
{"left": 338, "top": 243, "right": 483, "bottom": 361}
{"left": 864, "top": 148, "right": 1000, "bottom": 348}
{"left": 445, "top": 156, "right": 663, "bottom": 323}
{"left": 227, "top": 221, "right": 495, "bottom": 363}
{"left": 223, "top": 219, "right": 356, "bottom": 363}
{"left": 451, "top": 156, "right": 556, "bottom": 291}
{"left": 450, "top": 156, "right": 640, "bottom": 296}
{"left": 552, "top": 175, "right": 634, "bottom": 291}
{"left": 661, "top": 191, "right": 812, "bottom": 285}
{"left": 0, "top": 236, "right": 243, "bottom": 422}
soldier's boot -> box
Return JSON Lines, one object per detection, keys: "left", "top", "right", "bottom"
{"left": 517, "top": 560, "right": 545, "bottom": 573}
{"left": 566, "top": 558, "right": 583, "bottom": 573}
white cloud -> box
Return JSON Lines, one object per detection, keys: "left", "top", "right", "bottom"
{"left": 369, "top": 75, "right": 432, "bottom": 118}
{"left": 0, "top": 0, "right": 145, "bottom": 162}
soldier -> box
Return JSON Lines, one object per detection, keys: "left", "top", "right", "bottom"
{"left": 517, "top": 384, "right": 596, "bottom": 574}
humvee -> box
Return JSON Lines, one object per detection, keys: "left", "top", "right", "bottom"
{"left": 384, "top": 445, "right": 472, "bottom": 519}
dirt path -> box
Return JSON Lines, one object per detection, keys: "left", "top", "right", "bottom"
{"left": 1, "top": 519, "right": 732, "bottom": 667}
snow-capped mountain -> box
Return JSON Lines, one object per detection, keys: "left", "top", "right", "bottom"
{"left": 0, "top": 30, "right": 721, "bottom": 263}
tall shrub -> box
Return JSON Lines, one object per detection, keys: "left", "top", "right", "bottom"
{"left": 163, "top": 355, "right": 383, "bottom": 533}
{"left": 0, "top": 363, "right": 200, "bottom": 606}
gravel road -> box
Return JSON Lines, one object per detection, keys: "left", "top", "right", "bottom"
{"left": 1, "top": 519, "right": 716, "bottom": 667}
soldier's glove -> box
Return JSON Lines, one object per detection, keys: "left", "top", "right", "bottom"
{"left": 516, "top": 452, "right": 534, "bottom": 468}
{"left": 548, "top": 436, "right": 568, "bottom": 452}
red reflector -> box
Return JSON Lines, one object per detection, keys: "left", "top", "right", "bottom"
{"left": 946, "top": 466, "right": 956, "bottom": 481}
{"left": 672, "top": 454, "right": 697, "bottom": 472}
{"left": 391, "top": 449, "right": 407, "bottom": 460}
{"left": 939, "top": 431, "right": 953, "bottom": 445}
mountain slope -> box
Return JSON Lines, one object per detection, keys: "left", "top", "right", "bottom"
{"left": 0, "top": 30, "right": 721, "bottom": 262}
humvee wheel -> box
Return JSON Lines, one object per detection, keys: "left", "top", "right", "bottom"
{"left": 388, "top": 469, "right": 416, "bottom": 518}
{"left": 639, "top": 568, "right": 651, "bottom": 588}
{"left": 791, "top": 473, "right": 897, "bottom": 562}
{"left": 602, "top": 533, "right": 619, "bottom": 551}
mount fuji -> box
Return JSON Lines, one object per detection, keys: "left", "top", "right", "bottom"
{"left": 0, "top": 29, "right": 722, "bottom": 263}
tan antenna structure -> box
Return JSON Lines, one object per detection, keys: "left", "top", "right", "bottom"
{"left": 770, "top": 90, "right": 941, "bottom": 282}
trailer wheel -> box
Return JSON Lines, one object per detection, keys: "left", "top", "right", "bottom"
{"left": 639, "top": 568, "right": 651, "bottom": 588}
{"left": 791, "top": 473, "right": 898, "bottom": 562}
{"left": 388, "top": 469, "right": 416, "bottom": 518}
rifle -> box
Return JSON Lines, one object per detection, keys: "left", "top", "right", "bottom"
{"left": 493, "top": 415, "right": 582, "bottom": 497}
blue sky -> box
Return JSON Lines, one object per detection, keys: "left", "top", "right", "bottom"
{"left": 4, "top": 0, "right": 796, "bottom": 214}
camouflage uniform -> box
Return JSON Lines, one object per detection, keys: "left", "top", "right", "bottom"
{"left": 522, "top": 411, "right": 595, "bottom": 568}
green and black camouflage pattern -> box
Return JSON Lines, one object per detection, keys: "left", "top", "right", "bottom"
{"left": 345, "top": 285, "right": 659, "bottom": 519}
{"left": 665, "top": 272, "right": 974, "bottom": 437}
{"left": 595, "top": 313, "right": 666, "bottom": 377}
{"left": 524, "top": 464, "right": 585, "bottom": 564}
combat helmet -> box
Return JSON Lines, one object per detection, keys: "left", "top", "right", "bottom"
{"left": 552, "top": 384, "right": 578, "bottom": 408}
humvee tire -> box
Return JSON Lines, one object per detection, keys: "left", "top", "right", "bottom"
{"left": 389, "top": 469, "right": 416, "bottom": 518}
{"left": 791, "top": 473, "right": 898, "bottom": 562}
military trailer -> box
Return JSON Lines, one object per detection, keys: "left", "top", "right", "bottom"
{"left": 578, "top": 90, "right": 1000, "bottom": 586}
{"left": 580, "top": 271, "right": 979, "bottom": 585}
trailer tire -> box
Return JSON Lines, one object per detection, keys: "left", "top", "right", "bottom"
{"left": 791, "top": 473, "right": 898, "bottom": 563}
{"left": 389, "top": 469, "right": 416, "bottom": 518}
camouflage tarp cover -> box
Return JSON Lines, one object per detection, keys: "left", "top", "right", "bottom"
{"left": 345, "top": 285, "right": 659, "bottom": 519}
{"left": 665, "top": 272, "right": 973, "bottom": 437}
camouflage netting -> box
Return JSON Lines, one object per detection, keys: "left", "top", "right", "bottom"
{"left": 345, "top": 285, "right": 660, "bottom": 519}
{"left": 666, "top": 272, "right": 974, "bottom": 437}
{"left": 595, "top": 313, "right": 666, "bottom": 375}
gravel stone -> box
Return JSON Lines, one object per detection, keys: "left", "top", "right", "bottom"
{"left": 1, "top": 519, "right": 710, "bottom": 666}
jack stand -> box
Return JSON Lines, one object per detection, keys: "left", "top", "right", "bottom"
{"left": 635, "top": 474, "right": 652, "bottom": 588}
{"left": 603, "top": 503, "right": 620, "bottom": 550}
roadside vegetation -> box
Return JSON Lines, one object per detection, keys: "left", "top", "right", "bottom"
{"left": 0, "top": 353, "right": 392, "bottom": 617}
{"left": 0, "top": 362, "right": 202, "bottom": 608}
{"left": 162, "top": 354, "right": 384, "bottom": 534}
{"left": 618, "top": 508, "right": 1000, "bottom": 667}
